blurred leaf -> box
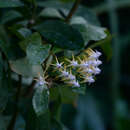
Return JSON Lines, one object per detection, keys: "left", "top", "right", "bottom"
{"left": 34, "top": 20, "right": 84, "bottom": 50}
{"left": 26, "top": 105, "right": 50, "bottom": 130}
{"left": 14, "top": 115, "right": 26, "bottom": 130}
{"left": 9, "top": 27, "right": 32, "bottom": 40}
{"left": 50, "top": 85, "right": 78, "bottom": 104}
{"left": 51, "top": 46, "right": 63, "bottom": 54}
{"left": 75, "top": 94, "right": 105, "bottom": 130}
{"left": 17, "top": 28, "right": 32, "bottom": 39}
{"left": 0, "top": 39, "right": 25, "bottom": 60}
{"left": 32, "top": 85, "right": 49, "bottom": 116}
{"left": 37, "top": 0, "right": 100, "bottom": 26}
{"left": 0, "top": 10, "right": 22, "bottom": 24}
{"left": 9, "top": 57, "right": 43, "bottom": 77}
{"left": 0, "top": 115, "right": 11, "bottom": 130}
{"left": 39, "top": 8, "right": 64, "bottom": 19}
{"left": 71, "top": 17, "right": 107, "bottom": 45}
{"left": 27, "top": 43, "right": 51, "bottom": 65}
{"left": 72, "top": 84, "right": 86, "bottom": 95}
{"left": 19, "top": 32, "right": 42, "bottom": 51}
{"left": 0, "top": 0, "right": 24, "bottom": 8}
{"left": 51, "top": 117, "right": 66, "bottom": 130}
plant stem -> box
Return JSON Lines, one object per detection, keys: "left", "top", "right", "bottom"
{"left": 65, "top": 0, "right": 82, "bottom": 22}
{"left": 7, "top": 75, "right": 22, "bottom": 130}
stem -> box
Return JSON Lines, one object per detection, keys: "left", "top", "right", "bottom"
{"left": 7, "top": 75, "right": 22, "bottom": 130}
{"left": 65, "top": 0, "right": 82, "bottom": 22}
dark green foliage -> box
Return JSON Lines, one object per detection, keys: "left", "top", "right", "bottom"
{"left": 34, "top": 20, "right": 84, "bottom": 50}
{"left": 0, "top": 0, "right": 111, "bottom": 129}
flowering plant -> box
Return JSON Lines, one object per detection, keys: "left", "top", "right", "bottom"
{"left": 0, "top": 0, "right": 110, "bottom": 129}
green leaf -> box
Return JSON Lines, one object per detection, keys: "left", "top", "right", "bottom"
{"left": 17, "top": 28, "right": 32, "bottom": 39}
{"left": 26, "top": 107, "right": 50, "bottom": 130}
{"left": 34, "top": 20, "right": 84, "bottom": 50}
{"left": 19, "top": 32, "right": 51, "bottom": 64}
{"left": 27, "top": 43, "right": 51, "bottom": 65}
{"left": 32, "top": 85, "right": 49, "bottom": 116}
{"left": 9, "top": 27, "right": 32, "bottom": 40}
{"left": 0, "top": 10, "right": 22, "bottom": 24}
{"left": 72, "top": 84, "right": 86, "bottom": 95}
{"left": 9, "top": 57, "right": 43, "bottom": 77}
{"left": 19, "top": 32, "right": 42, "bottom": 51}
{"left": 50, "top": 85, "right": 78, "bottom": 104}
{"left": 71, "top": 17, "right": 107, "bottom": 45}
{"left": 0, "top": 39, "right": 25, "bottom": 60}
{"left": 37, "top": 0, "right": 100, "bottom": 25}
{"left": 0, "top": 0, "right": 24, "bottom": 8}
{"left": 39, "top": 8, "right": 64, "bottom": 19}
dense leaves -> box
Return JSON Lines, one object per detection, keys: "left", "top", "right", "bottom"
{"left": 34, "top": 20, "right": 84, "bottom": 50}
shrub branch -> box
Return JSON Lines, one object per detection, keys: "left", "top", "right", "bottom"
{"left": 65, "top": 0, "right": 82, "bottom": 22}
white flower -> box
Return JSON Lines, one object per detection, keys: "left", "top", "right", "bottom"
{"left": 95, "top": 50, "right": 102, "bottom": 57}
{"left": 52, "top": 57, "right": 63, "bottom": 69}
{"left": 91, "top": 59, "right": 102, "bottom": 66}
{"left": 66, "top": 54, "right": 79, "bottom": 67}
{"left": 82, "top": 68, "right": 94, "bottom": 74}
{"left": 93, "top": 67, "right": 101, "bottom": 75}
{"left": 79, "top": 61, "right": 89, "bottom": 68}
{"left": 60, "top": 70, "right": 69, "bottom": 77}
{"left": 68, "top": 74, "right": 76, "bottom": 80}
{"left": 70, "top": 60, "right": 78, "bottom": 67}
{"left": 86, "top": 48, "right": 102, "bottom": 59}
{"left": 36, "top": 75, "right": 48, "bottom": 86}
{"left": 86, "top": 76, "right": 95, "bottom": 83}
{"left": 68, "top": 80, "right": 80, "bottom": 87}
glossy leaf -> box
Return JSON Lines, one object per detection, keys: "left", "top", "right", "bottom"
{"left": 19, "top": 32, "right": 42, "bottom": 51}
{"left": 9, "top": 57, "right": 43, "bottom": 77}
{"left": 32, "top": 85, "right": 49, "bottom": 116}
{"left": 39, "top": 8, "right": 64, "bottom": 19}
{"left": 0, "top": 0, "right": 24, "bottom": 8}
{"left": 0, "top": 10, "right": 22, "bottom": 24}
{"left": 17, "top": 28, "right": 32, "bottom": 39}
{"left": 27, "top": 43, "right": 51, "bottom": 65}
{"left": 71, "top": 17, "right": 107, "bottom": 45}
{"left": 0, "top": 39, "right": 25, "bottom": 60}
{"left": 34, "top": 20, "right": 84, "bottom": 50}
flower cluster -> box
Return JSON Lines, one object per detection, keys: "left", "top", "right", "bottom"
{"left": 52, "top": 48, "right": 102, "bottom": 87}
{"left": 78, "top": 48, "right": 102, "bottom": 84}
{"left": 53, "top": 58, "right": 80, "bottom": 87}
{"left": 35, "top": 73, "right": 48, "bottom": 87}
